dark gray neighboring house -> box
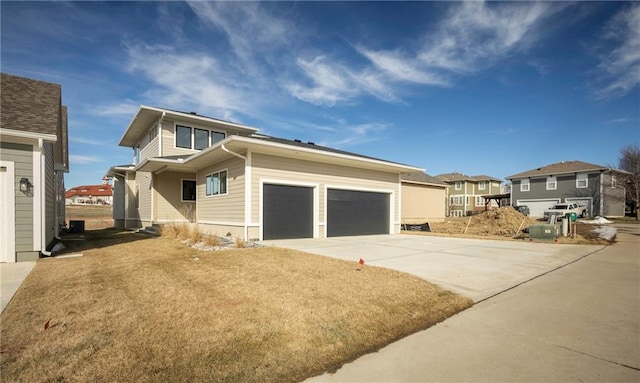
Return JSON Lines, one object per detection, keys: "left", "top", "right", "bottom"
{"left": 506, "top": 160, "right": 626, "bottom": 218}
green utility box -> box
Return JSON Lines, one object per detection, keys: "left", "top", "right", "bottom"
{"left": 529, "top": 224, "right": 562, "bottom": 239}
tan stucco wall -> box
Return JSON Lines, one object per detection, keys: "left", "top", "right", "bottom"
{"left": 401, "top": 182, "right": 446, "bottom": 223}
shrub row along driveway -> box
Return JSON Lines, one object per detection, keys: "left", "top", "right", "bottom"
{"left": 262, "top": 234, "right": 606, "bottom": 302}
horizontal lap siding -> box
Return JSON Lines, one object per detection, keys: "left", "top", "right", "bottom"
{"left": 197, "top": 157, "right": 245, "bottom": 223}
{"left": 44, "top": 143, "right": 55, "bottom": 246}
{"left": 140, "top": 135, "right": 159, "bottom": 162}
{"left": 155, "top": 171, "right": 197, "bottom": 221}
{"left": 1, "top": 142, "right": 34, "bottom": 251}
{"left": 250, "top": 153, "right": 400, "bottom": 225}
{"left": 401, "top": 183, "right": 446, "bottom": 223}
{"left": 136, "top": 171, "right": 152, "bottom": 221}
{"left": 161, "top": 120, "right": 199, "bottom": 157}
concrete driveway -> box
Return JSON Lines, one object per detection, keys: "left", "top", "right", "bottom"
{"left": 262, "top": 234, "right": 605, "bottom": 302}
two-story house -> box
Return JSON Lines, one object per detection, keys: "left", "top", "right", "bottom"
{"left": 435, "top": 172, "right": 502, "bottom": 217}
{"left": 506, "top": 160, "right": 626, "bottom": 218}
{"left": 0, "top": 73, "right": 69, "bottom": 262}
{"left": 107, "top": 105, "right": 423, "bottom": 240}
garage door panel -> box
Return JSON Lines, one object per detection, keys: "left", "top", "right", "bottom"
{"left": 327, "top": 189, "right": 389, "bottom": 237}
{"left": 517, "top": 199, "right": 560, "bottom": 218}
{"left": 263, "top": 184, "right": 313, "bottom": 240}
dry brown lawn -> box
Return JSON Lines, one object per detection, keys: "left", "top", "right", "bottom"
{"left": 0, "top": 229, "right": 471, "bottom": 383}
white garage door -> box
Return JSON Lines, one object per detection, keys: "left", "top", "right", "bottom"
{"left": 517, "top": 199, "right": 560, "bottom": 218}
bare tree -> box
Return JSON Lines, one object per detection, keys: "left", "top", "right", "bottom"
{"left": 619, "top": 144, "right": 640, "bottom": 219}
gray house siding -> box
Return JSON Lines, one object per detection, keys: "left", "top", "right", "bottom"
{"left": 0, "top": 142, "right": 35, "bottom": 257}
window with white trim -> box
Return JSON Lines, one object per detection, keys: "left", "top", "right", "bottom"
{"left": 451, "top": 210, "right": 463, "bottom": 217}
{"left": 612, "top": 175, "right": 617, "bottom": 188}
{"left": 520, "top": 178, "right": 530, "bottom": 192}
{"left": 455, "top": 181, "right": 462, "bottom": 190}
{"left": 450, "top": 195, "right": 464, "bottom": 205}
{"left": 176, "top": 125, "right": 192, "bottom": 149}
{"left": 148, "top": 124, "right": 158, "bottom": 142}
{"left": 576, "top": 173, "right": 588, "bottom": 188}
{"left": 546, "top": 176, "right": 557, "bottom": 190}
{"left": 195, "top": 128, "right": 209, "bottom": 150}
{"left": 465, "top": 196, "right": 470, "bottom": 205}
{"left": 475, "top": 196, "right": 484, "bottom": 206}
{"left": 478, "top": 181, "right": 486, "bottom": 190}
{"left": 182, "top": 180, "right": 196, "bottom": 201}
{"left": 205, "top": 170, "right": 228, "bottom": 196}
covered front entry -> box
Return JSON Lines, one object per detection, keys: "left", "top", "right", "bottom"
{"left": 263, "top": 184, "right": 314, "bottom": 240}
{"left": 327, "top": 189, "right": 390, "bottom": 237}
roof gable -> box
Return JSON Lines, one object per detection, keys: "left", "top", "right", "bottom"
{"left": 402, "top": 172, "right": 446, "bottom": 186}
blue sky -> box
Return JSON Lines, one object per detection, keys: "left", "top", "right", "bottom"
{"left": 2, "top": 1, "right": 638, "bottom": 188}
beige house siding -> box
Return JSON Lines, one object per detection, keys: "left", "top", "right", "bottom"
{"left": 135, "top": 171, "right": 153, "bottom": 223}
{"left": 125, "top": 172, "right": 140, "bottom": 228}
{"left": 140, "top": 131, "right": 159, "bottom": 162}
{"left": 251, "top": 152, "right": 400, "bottom": 237}
{"left": 1, "top": 142, "right": 34, "bottom": 253}
{"left": 154, "top": 170, "right": 197, "bottom": 222}
{"left": 197, "top": 156, "right": 245, "bottom": 223}
{"left": 401, "top": 183, "right": 446, "bottom": 223}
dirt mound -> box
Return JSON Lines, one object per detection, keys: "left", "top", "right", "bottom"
{"left": 431, "top": 207, "right": 538, "bottom": 237}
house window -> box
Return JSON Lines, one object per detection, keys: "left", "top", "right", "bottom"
{"left": 195, "top": 128, "right": 209, "bottom": 150}
{"left": 148, "top": 124, "right": 158, "bottom": 142}
{"left": 475, "top": 196, "right": 484, "bottom": 206}
{"left": 182, "top": 180, "right": 196, "bottom": 201}
{"left": 211, "top": 131, "right": 226, "bottom": 145}
{"left": 546, "top": 176, "right": 557, "bottom": 190}
{"left": 205, "top": 170, "right": 228, "bottom": 196}
{"left": 455, "top": 181, "right": 462, "bottom": 190}
{"left": 478, "top": 181, "right": 486, "bottom": 190}
{"left": 134, "top": 146, "right": 140, "bottom": 165}
{"left": 450, "top": 196, "right": 464, "bottom": 205}
{"left": 520, "top": 179, "right": 530, "bottom": 192}
{"left": 176, "top": 125, "right": 192, "bottom": 149}
{"left": 465, "top": 196, "right": 470, "bottom": 205}
{"left": 576, "top": 173, "right": 588, "bottom": 188}
{"left": 451, "top": 210, "right": 463, "bottom": 217}
{"left": 611, "top": 175, "right": 617, "bottom": 188}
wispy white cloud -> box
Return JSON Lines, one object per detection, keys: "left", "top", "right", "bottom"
{"left": 593, "top": 3, "right": 640, "bottom": 99}
{"left": 357, "top": 47, "right": 448, "bottom": 86}
{"left": 286, "top": 57, "right": 359, "bottom": 106}
{"left": 70, "top": 154, "right": 102, "bottom": 164}
{"left": 69, "top": 137, "right": 111, "bottom": 146}
{"left": 91, "top": 101, "right": 139, "bottom": 117}
{"left": 605, "top": 117, "right": 636, "bottom": 124}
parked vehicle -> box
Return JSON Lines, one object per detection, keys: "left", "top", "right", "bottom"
{"left": 515, "top": 205, "right": 530, "bottom": 216}
{"left": 543, "top": 203, "right": 587, "bottom": 220}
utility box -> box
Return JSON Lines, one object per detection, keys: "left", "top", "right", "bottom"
{"left": 529, "top": 224, "right": 561, "bottom": 239}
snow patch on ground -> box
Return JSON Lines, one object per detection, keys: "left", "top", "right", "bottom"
{"left": 581, "top": 216, "right": 613, "bottom": 224}
{"left": 592, "top": 225, "right": 617, "bottom": 240}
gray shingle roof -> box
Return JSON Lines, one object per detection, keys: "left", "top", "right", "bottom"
{"left": 506, "top": 161, "right": 609, "bottom": 179}
{"left": 1, "top": 73, "right": 62, "bottom": 136}
{"left": 470, "top": 174, "right": 502, "bottom": 182}
{"left": 435, "top": 172, "right": 474, "bottom": 182}
{"left": 402, "top": 172, "right": 446, "bottom": 186}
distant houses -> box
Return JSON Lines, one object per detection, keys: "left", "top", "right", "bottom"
{"left": 65, "top": 177, "right": 113, "bottom": 205}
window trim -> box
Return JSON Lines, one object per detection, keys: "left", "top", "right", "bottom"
{"left": 454, "top": 181, "right": 462, "bottom": 190}
{"left": 576, "top": 173, "right": 588, "bottom": 189}
{"left": 176, "top": 125, "right": 192, "bottom": 149}
{"left": 520, "top": 178, "right": 530, "bottom": 192}
{"left": 546, "top": 176, "right": 557, "bottom": 190}
{"left": 181, "top": 179, "right": 197, "bottom": 202}
{"left": 478, "top": 181, "right": 486, "bottom": 191}
{"left": 475, "top": 196, "right": 484, "bottom": 206}
{"left": 611, "top": 175, "right": 617, "bottom": 188}
{"left": 205, "top": 169, "right": 228, "bottom": 197}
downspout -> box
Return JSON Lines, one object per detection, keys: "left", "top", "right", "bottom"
{"left": 158, "top": 112, "right": 165, "bottom": 157}
{"left": 221, "top": 144, "right": 250, "bottom": 240}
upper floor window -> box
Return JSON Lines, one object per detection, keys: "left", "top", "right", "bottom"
{"left": 478, "top": 181, "right": 486, "bottom": 190}
{"left": 182, "top": 179, "right": 196, "bottom": 202}
{"left": 546, "top": 176, "right": 557, "bottom": 190}
{"left": 195, "top": 128, "right": 209, "bottom": 150}
{"left": 520, "top": 178, "right": 530, "bottom": 192}
{"left": 134, "top": 145, "right": 140, "bottom": 165}
{"left": 454, "top": 181, "right": 462, "bottom": 190}
{"left": 576, "top": 173, "right": 588, "bottom": 188}
{"left": 611, "top": 175, "right": 617, "bottom": 188}
{"left": 148, "top": 124, "right": 158, "bottom": 142}
{"left": 176, "top": 124, "right": 226, "bottom": 150}
{"left": 176, "top": 125, "right": 192, "bottom": 149}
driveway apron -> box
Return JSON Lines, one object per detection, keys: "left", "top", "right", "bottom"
{"left": 262, "top": 235, "right": 604, "bottom": 302}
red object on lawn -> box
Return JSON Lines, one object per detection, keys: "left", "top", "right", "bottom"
{"left": 358, "top": 258, "right": 365, "bottom": 265}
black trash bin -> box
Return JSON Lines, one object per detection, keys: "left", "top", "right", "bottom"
{"left": 69, "top": 220, "right": 85, "bottom": 233}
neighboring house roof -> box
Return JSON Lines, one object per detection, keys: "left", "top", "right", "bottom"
{"left": 65, "top": 184, "right": 113, "bottom": 198}
{"left": 401, "top": 172, "right": 447, "bottom": 187}
{"left": 506, "top": 160, "right": 621, "bottom": 180}
{"left": 132, "top": 134, "right": 423, "bottom": 174}
{"left": 435, "top": 172, "right": 474, "bottom": 182}
{"left": 119, "top": 105, "right": 259, "bottom": 147}
{"left": 470, "top": 175, "right": 502, "bottom": 182}
{"left": 0, "top": 73, "right": 62, "bottom": 139}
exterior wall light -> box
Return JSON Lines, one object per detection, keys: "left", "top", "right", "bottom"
{"left": 19, "top": 177, "right": 31, "bottom": 192}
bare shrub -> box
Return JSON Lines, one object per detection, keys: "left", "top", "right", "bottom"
{"left": 235, "top": 238, "right": 246, "bottom": 248}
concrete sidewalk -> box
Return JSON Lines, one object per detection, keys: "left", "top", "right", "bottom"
{"left": 305, "top": 224, "right": 640, "bottom": 382}
{"left": 1, "top": 261, "right": 36, "bottom": 314}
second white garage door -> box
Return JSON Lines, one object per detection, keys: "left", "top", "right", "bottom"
{"left": 516, "top": 199, "right": 560, "bottom": 218}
